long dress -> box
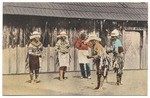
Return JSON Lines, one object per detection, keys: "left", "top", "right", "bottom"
{"left": 55, "top": 39, "right": 70, "bottom": 67}
{"left": 28, "top": 41, "right": 43, "bottom": 70}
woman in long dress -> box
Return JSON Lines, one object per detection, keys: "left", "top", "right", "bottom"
{"left": 55, "top": 31, "right": 70, "bottom": 81}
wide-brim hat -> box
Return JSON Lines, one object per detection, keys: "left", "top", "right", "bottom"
{"left": 79, "top": 30, "right": 85, "bottom": 35}
{"left": 111, "top": 29, "right": 119, "bottom": 37}
{"left": 85, "top": 33, "right": 101, "bottom": 43}
{"left": 30, "top": 31, "right": 41, "bottom": 39}
{"left": 57, "top": 31, "right": 68, "bottom": 38}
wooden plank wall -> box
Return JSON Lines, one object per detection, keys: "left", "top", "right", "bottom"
{"left": 2, "top": 46, "right": 84, "bottom": 74}
{"left": 3, "top": 31, "right": 148, "bottom": 75}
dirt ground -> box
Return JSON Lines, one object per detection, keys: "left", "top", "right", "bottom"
{"left": 2, "top": 70, "right": 148, "bottom": 96}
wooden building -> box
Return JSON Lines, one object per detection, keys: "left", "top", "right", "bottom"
{"left": 3, "top": 2, "right": 148, "bottom": 74}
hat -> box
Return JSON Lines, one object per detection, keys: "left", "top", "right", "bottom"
{"left": 79, "top": 30, "right": 85, "bottom": 35}
{"left": 30, "top": 31, "right": 41, "bottom": 39}
{"left": 57, "top": 31, "right": 67, "bottom": 38}
{"left": 85, "top": 33, "right": 101, "bottom": 43}
{"left": 111, "top": 29, "right": 119, "bottom": 37}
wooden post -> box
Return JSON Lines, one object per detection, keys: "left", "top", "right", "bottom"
{"left": 8, "top": 45, "right": 11, "bottom": 74}
{"left": 140, "top": 31, "right": 143, "bottom": 69}
{"left": 47, "top": 45, "right": 50, "bottom": 72}
{"left": 141, "top": 30, "right": 147, "bottom": 69}
{"left": 74, "top": 28, "right": 77, "bottom": 71}
{"left": 94, "top": 19, "right": 96, "bottom": 34}
{"left": 100, "top": 20, "right": 103, "bottom": 34}
{"left": 145, "top": 30, "right": 148, "bottom": 69}
{"left": 15, "top": 45, "right": 18, "bottom": 74}
{"left": 24, "top": 45, "right": 28, "bottom": 73}
{"left": 54, "top": 47, "right": 57, "bottom": 72}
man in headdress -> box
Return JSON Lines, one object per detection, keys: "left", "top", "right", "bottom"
{"left": 111, "top": 28, "right": 124, "bottom": 85}
{"left": 85, "top": 33, "right": 106, "bottom": 90}
{"left": 28, "top": 31, "right": 43, "bottom": 83}
{"left": 55, "top": 31, "right": 70, "bottom": 81}
{"left": 111, "top": 29, "right": 122, "bottom": 57}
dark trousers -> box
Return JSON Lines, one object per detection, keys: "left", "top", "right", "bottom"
{"left": 80, "top": 63, "right": 91, "bottom": 78}
{"left": 116, "top": 74, "right": 122, "bottom": 84}
{"left": 116, "top": 66, "right": 123, "bottom": 85}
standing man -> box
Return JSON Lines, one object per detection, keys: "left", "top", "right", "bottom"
{"left": 111, "top": 28, "right": 124, "bottom": 85}
{"left": 28, "top": 31, "right": 43, "bottom": 83}
{"left": 55, "top": 31, "right": 70, "bottom": 81}
{"left": 74, "top": 31, "right": 91, "bottom": 79}
{"left": 85, "top": 33, "right": 106, "bottom": 90}
{"left": 111, "top": 29, "right": 122, "bottom": 57}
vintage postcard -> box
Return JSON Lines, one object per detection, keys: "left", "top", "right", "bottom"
{"left": 2, "top": 1, "right": 148, "bottom": 96}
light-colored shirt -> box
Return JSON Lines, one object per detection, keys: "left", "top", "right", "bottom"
{"left": 114, "top": 39, "right": 122, "bottom": 53}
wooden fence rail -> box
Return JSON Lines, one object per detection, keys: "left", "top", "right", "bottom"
{"left": 3, "top": 45, "right": 94, "bottom": 74}
{"left": 3, "top": 38, "right": 148, "bottom": 75}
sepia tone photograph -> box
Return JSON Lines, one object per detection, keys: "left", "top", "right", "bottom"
{"left": 2, "top": 1, "right": 148, "bottom": 96}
